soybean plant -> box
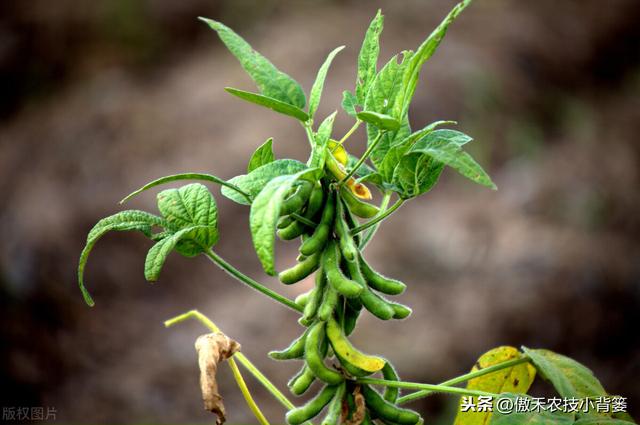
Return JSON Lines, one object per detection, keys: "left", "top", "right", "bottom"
{"left": 77, "top": 1, "right": 635, "bottom": 425}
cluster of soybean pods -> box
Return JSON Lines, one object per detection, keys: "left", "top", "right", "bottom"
{"left": 269, "top": 160, "right": 421, "bottom": 425}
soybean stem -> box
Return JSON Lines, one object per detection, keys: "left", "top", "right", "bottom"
{"left": 204, "top": 250, "right": 302, "bottom": 313}
{"left": 355, "top": 378, "right": 498, "bottom": 399}
{"left": 359, "top": 191, "right": 391, "bottom": 250}
{"left": 396, "top": 357, "right": 531, "bottom": 404}
{"left": 291, "top": 213, "right": 316, "bottom": 227}
{"left": 338, "top": 130, "right": 385, "bottom": 186}
{"left": 303, "top": 122, "right": 316, "bottom": 148}
{"left": 164, "top": 310, "right": 298, "bottom": 412}
{"left": 351, "top": 198, "right": 404, "bottom": 235}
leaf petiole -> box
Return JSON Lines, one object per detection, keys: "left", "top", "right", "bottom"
{"left": 337, "top": 120, "right": 362, "bottom": 146}
{"left": 351, "top": 198, "right": 404, "bottom": 235}
{"left": 358, "top": 191, "right": 391, "bottom": 250}
{"left": 396, "top": 357, "right": 531, "bottom": 404}
{"left": 355, "top": 377, "right": 499, "bottom": 399}
{"left": 203, "top": 249, "right": 302, "bottom": 313}
{"left": 338, "top": 129, "right": 385, "bottom": 186}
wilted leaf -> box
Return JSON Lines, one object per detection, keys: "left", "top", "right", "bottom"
{"left": 78, "top": 210, "right": 165, "bottom": 306}
{"left": 454, "top": 346, "right": 536, "bottom": 425}
{"left": 195, "top": 332, "right": 241, "bottom": 425}
{"left": 248, "top": 138, "right": 275, "bottom": 173}
{"left": 343, "top": 385, "right": 366, "bottom": 425}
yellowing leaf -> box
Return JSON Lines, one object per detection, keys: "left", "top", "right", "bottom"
{"left": 328, "top": 139, "right": 348, "bottom": 165}
{"left": 454, "top": 346, "right": 536, "bottom": 425}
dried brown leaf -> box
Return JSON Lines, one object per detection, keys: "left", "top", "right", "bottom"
{"left": 343, "top": 385, "right": 366, "bottom": 425}
{"left": 195, "top": 332, "right": 241, "bottom": 425}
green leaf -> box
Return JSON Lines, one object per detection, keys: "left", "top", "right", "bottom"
{"left": 308, "top": 112, "right": 337, "bottom": 173}
{"left": 144, "top": 226, "right": 210, "bottom": 281}
{"left": 347, "top": 153, "right": 377, "bottom": 180}
{"left": 225, "top": 87, "right": 310, "bottom": 122}
{"left": 309, "top": 46, "right": 345, "bottom": 119}
{"left": 156, "top": 183, "right": 219, "bottom": 257}
{"left": 407, "top": 129, "right": 496, "bottom": 190}
{"left": 222, "top": 159, "right": 308, "bottom": 205}
{"left": 400, "top": 0, "right": 472, "bottom": 117}
{"left": 490, "top": 394, "right": 575, "bottom": 425}
{"left": 248, "top": 138, "right": 275, "bottom": 173}
{"left": 392, "top": 152, "right": 445, "bottom": 199}
{"left": 356, "top": 9, "right": 384, "bottom": 104}
{"left": 120, "top": 173, "right": 251, "bottom": 204}
{"left": 200, "top": 17, "right": 306, "bottom": 108}
{"left": 454, "top": 346, "right": 536, "bottom": 425}
{"left": 342, "top": 91, "right": 359, "bottom": 118}
{"left": 521, "top": 348, "right": 607, "bottom": 400}
{"left": 249, "top": 168, "right": 317, "bottom": 275}
{"left": 378, "top": 121, "right": 456, "bottom": 182}
{"left": 574, "top": 417, "right": 636, "bottom": 425}
{"left": 78, "top": 210, "right": 166, "bottom": 306}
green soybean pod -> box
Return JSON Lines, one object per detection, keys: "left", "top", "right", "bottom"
{"left": 300, "top": 191, "right": 335, "bottom": 256}
{"left": 339, "top": 186, "right": 380, "bottom": 218}
{"left": 286, "top": 384, "right": 339, "bottom": 425}
{"left": 335, "top": 351, "right": 372, "bottom": 378}
{"left": 305, "top": 182, "right": 326, "bottom": 218}
{"left": 278, "top": 215, "right": 296, "bottom": 229}
{"left": 324, "top": 241, "right": 362, "bottom": 298}
{"left": 359, "top": 254, "right": 407, "bottom": 295}
{"left": 343, "top": 300, "right": 361, "bottom": 336}
{"left": 361, "top": 385, "right": 421, "bottom": 425}
{"left": 288, "top": 364, "right": 316, "bottom": 396}
{"left": 342, "top": 198, "right": 362, "bottom": 246}
{"left": 334, "top": 200, "right": 358, "bottom": 262}
{"left": 321, "top": 382, "right": 346, "bottom": 425}
{"left": 304, "top": 321, "right": 344, "bottom": 385}
{"left": 359, "top": 285, "right": 395, "bottom": 320}
{"left": 381, "top": 361, "right": 400, "bottom": 403}
{"left": 301, "top": 270, "right": 326, "bottom": 324}
{"left": 268, "top": 328, "right": 308, "bottom": 360}
{"left": 295, "top": 290, "right": 312, "bottom": 307}
{"left": 277, "top": 220, "right": 308, "bottom": 240}
{"left": 281, "top": 181, "right": 314, "bottom": 216}
{"left": 317, "top": 284, "right": 339, "bottom": 322}
{"left": 279, "top": 251, "right": 321, "bottom": 285}
{"left": 389, "top": 302, "right": 412, "bottom": 320}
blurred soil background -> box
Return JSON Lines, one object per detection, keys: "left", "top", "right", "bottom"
{"left": 1, "top": 0, "right": 639, "bottom": 423}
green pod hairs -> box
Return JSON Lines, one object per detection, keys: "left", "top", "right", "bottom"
{"left": 281, "top": 180, "right": 314, "bottom": 216}
{"left": 340, "top": 186, "right": 380, "bottom": 218}
{"left": 317, "top": 284, "right": 339, "bottom": 321}
{"left": 324, "top": 241, "right": 363, "bottom": 298}
{"left": 268, "top": 328, "right": 308, "bottom": 360}
{"left": 359, "top": 284, "right": 395, "bottom": 320}
{"left": 295, "top": 290, "right": 312, "bottom": 307}
{"left": 301, "top": 269, "right": 327, "bottom": 324}
{"left": 334, "top": 199, "right": 358, "bottom": 262}
{"left": 279, "top": 251, "right": 321, "bottom": 284}
{"left": 320, "top": 382, "right": 346, "bottom": 425}
{"left": 359, "top": 254, "right": 407, "bottom": 296}
{"left": 381, "top": 361, "right": 400, "bottom": 403}
{"left": 300, "top": 190, "right": 335, "bottom": 256}
{"left": 288, "top": 364, "right": 316, "bottom": 396}
{"left": 360, "top": 385, "right": 421, "bottom": 425}
{"left": 304, "top": 321, "right": 345, "bottom": 385}
{"left": 286, "top": 384, "right": 339, "bottom": 425}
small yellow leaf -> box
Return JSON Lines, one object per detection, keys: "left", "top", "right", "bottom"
{"left": 454, "top": 346, "right": 536, "bottom": 425}
{"left": 328, "top": 139, "right": 348, "bottom": 166}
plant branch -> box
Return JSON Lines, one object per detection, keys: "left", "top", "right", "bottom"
{"left": 338, "top": 130, "right": 385, "bottom": 186}
{"left": 203, "top": 250, "right": 302, "bottom": 313}
{"left": 359, "top": 191, "right": 391, "bottom": 250}
{"left": 303, "top": 122, "right": 316, "bottom": 148}
{"left": 396, "top": 357, "right": 530, "bottom": 404}
{"left": 291, "top": 213, "right": 316, "bottom": 227}
{"left": 355, "top": 378, "right": 498, "bottom": 399}
{"left": 165, "top": 310, "right": 298, "bottom": 411}
{"left": 351, "top": 198, "right": 404, "bottom": 235}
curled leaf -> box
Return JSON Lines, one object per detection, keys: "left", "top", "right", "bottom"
{"left": 195, "top": 332, "right": 241, "bottom": 425}
{"left": 343, "top": 385, "right": 366, "bottom": 425}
